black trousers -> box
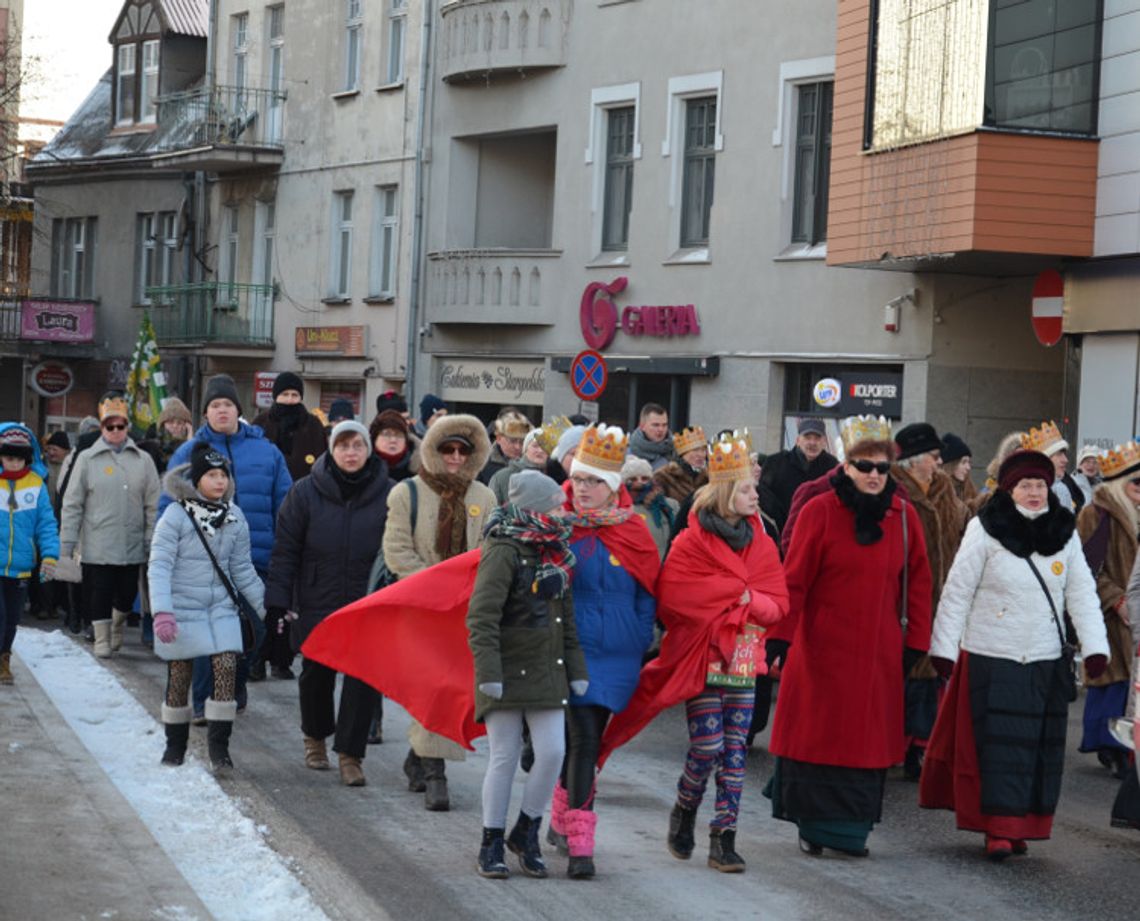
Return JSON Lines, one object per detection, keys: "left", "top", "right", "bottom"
{"left": 561, "top": 704, "right": 611, "bottom": 809}
{"left": 81, "top": 564, "right": 139, "bottom": 626}
{"left": 298, "top": 656, "right": 378, "bottom": 759}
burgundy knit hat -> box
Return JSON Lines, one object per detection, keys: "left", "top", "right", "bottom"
{"left": 997, "top": 450, "right": 1055, "bottom": 492}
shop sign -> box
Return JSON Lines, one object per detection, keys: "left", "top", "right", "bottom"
{"left": 439, "top": 359, "right": 546, "bottom": 406}
{"left": 294, "top": 325, "right": 367, "bottom": 357}
{"left": 254, "top": 372, "right": 278, "bottom": 409}
{"left": 30, "top": 361, "right": 75, "bottom": 398}
{"left": 20, "top": 299, "right": 96, "bottom": 343}
{"left": 813, "top": 371, "right": 903, "bottom": 416}
{"left": 580, "top": 278, "right": 701, "bottom": 350}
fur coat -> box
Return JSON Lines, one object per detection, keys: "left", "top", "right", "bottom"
{"left": 654, "top": 460, "right": 708, "bottom": 504}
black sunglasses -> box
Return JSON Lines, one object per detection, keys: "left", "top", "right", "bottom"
{"left": 439, "top": 443, "right": 473, "bottom": 457}
{"left": 102, "top": 423, "right": 128, "bottom": 432}
{"left": 850, "top": 459, "right": 891, "bottom": 475}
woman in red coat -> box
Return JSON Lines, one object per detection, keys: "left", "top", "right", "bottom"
{"left": 766, "top": 416, "right": 932, "bottom": 857}
{"left": 601, "top": 433, "right": 788, "bottom": 873}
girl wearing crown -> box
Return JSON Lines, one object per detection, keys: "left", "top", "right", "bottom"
{"left": 765, "top": 416, "right": 933, "bottom": 858}
{"left": 601, "top": 433, "right": 789, "bottom": 873}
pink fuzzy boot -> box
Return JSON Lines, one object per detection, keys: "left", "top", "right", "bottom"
{"left": 564, "top": 808, "right": 598, "bottom": 880}
{"left": 546, "top": 781, "right": 570, "bottom": 854}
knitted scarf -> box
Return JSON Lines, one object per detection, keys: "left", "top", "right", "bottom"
{"left": 830, "top": 467, "right": 897, "bottom": 545}
{"left": 697, "top": 508, "right": 753, "bottom": 550}
{"left": 570, "top": 505, "right": 634, "bottom": 529}
{"left": 630, "top": 481, "right": 676, "bottom": 530}
{"left": 485, "top": 504, "right": 576, "bottom": 597}
{"left": 181, "top": 497, "right": 236, "bottom": 537}
{"left": 268, "top": 402, "right": 306, "bottom": 457}
{"left": 628, "top": 429, "right": 674, "bottom": 466}
{"left": 419, "top": 469, "right": 472, "bottom": 560}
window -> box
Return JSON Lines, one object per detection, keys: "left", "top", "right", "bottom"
{"left": 386, "top": 0, "right": 407, "bottom": 84}
{"left": 219, "top": 205, "right": 240, "bottom": 297}
{"left": 50, "top": 218, "right": 97, "bottom": 299}
{"left": 254, "top": 200, "right": 276, "bottom": 287}
{"left": 232, "top": 13, "right": 249, "bottom": 92}
{"left": 116, "top": 43, "right": 137, "bottom": 125}
{"left": 344, "top": 0, "right": 363, "bottom": 91}
{"left": 266, "top": 6, "right": 285, "bottom": 141}
{"left": 680, "top": 98, "right": 716, "bottom": 248}
{"left": 792, "top": 82, "right": 832, "bottom": 246}
{"left": 137, "top": 211, "right": 178, "bottom": 303}
{"left": 602, "top": 106, "right": 635, "bottom": 252}
{"left": 140, "top": 40, "right": 160, "bottom": 122}
{"left": 370, "top": 186, "right": 399, "bottom": 298}
{"left": 331, "top": 191, "right": 354, "bottom": 298}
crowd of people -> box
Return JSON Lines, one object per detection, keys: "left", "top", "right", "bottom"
{"left": 3, "top": 379, "right": 1138, "bottom": 881}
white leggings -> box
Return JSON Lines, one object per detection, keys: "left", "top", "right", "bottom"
{"left": 482, "top": 708, "right": 566, "bottom": 829}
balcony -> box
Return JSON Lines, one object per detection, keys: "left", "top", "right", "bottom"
{"left": 426, "top": 249, "right": 561, "bottom": 324}
{"left": 440, "top": 0, "right": 569, "bottom": 83}
{"left": 151, "top": 85, "right": 286, "bottom": 173}
{"left": 147, "top": 282, "right": 275, "bottom": 348}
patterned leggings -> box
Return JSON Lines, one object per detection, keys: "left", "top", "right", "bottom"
{"left": 166, "top": 653, "right": 237, "bottom": 707}
{"left": 676, "top": 685, "right": 755, "bottom": 829}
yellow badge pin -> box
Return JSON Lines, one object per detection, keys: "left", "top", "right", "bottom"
{"left": 468, "top": 504, "right": 481, "bottom": 517}
{"left": 1051, "top": 561, "right": 1064, "bottom": 576}
{"left": 305, "top": 454, "right": 316, "bottom": 465}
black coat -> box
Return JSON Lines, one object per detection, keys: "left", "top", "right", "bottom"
{"left": 759, "top": 447, "right": 839, "bottom": 533}
{"left": 253, "top": 406, "right": 329, "bottom": 482}
{"left": 264, "top": 453, "right": 391, "bottom": 644}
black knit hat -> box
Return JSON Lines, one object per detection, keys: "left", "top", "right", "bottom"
{"left": 894, "top": 422, "right": 942, "bottom": 461}
{"left": 941, "top": 433, "right": 971, "bottom": 464}
{"left": 189, "top": 441, "right": 231, "bottom": 487}
{"left": 46, "top": 431, "right": 71, "bottom": 451}
{"left": 328, "top": 399, "right": 355, "bottom": 423}
{"left": 375, "top": 389, "right": 408, "bottom": 416}
{"left": 272, "top": 371, "right": 304, "bottom": 401}
{"left": 202, "top": 374, "right": 242, "bottom": 415}
{"left": 998, "top": 450, "right": 1054, "bottom": 491}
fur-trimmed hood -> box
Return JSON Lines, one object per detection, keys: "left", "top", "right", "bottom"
{"left": 419, "top": 413, "right": 491, "bottom": 479}
{"left": 977, "top": 488, "right": 1074, "bottom": 558}
{"left": 162, "top": 463, "right": 236, "bottom": 504}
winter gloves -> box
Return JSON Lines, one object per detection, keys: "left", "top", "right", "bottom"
{"left": 930, "top": 656, "right": 954, "bottom": 680}
{"left": 154, "top": 612, "right": 178, "bottom": 644}
{"left": 903, "top": 646, "right": 924, "bottom": 677}
{"left": 479, "top": 682, "right": 504, "bottom": 699}
{"left": 570, "top": 680, "right": 589, "bottom": 697}
{"left": 1084, "top": 654, "right": 1108, "bottom": 680}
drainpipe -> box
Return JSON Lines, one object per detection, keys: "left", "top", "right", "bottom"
{"left": 405, "top": 0, "right": 434, "bottom": 407}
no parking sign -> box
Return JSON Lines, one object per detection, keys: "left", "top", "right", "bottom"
{"left": 570, "top": 350, "right": 608, "bottom": 402}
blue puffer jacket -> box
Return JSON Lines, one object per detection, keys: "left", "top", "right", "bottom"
{"left": 0, "top": 423, "right": 59, "bottom": 578}
{"left": 160, "top": 422, "right": 291, "bottom": 574}
{"left": 149, "top": 465, "right": 265, "bottom": 660}
{"left": 568, "top": 532, "right": 656, "bottom": 712}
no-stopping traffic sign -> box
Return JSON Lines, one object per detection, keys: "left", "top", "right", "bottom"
{"left": 570, "top": 350, "right": 608, "bottom": 401}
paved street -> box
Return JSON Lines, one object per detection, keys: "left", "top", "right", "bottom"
{"left": 5, "top": 622, "right": 1140, "bottom": 921}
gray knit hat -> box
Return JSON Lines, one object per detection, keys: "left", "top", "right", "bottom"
{"left": 507, "top": 469, "right": 564, "bottom": 514}
{"left": 552, "top": 425, "right": 587, "bottom": 463}
{"left": 328, "top": 420, "right": 371, "bottom": 453}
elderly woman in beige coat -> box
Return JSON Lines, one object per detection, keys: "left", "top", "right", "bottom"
{"left": 382, "top": 413, "right": 495, "bottom": 810}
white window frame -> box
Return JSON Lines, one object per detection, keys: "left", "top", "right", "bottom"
{"left": 369, "top": 185, "right": 399, "bottom": 299}
{"left": 232, "top": 13, "right": 250, "bottom": 92}
{"left": 138, "top": 213, "right": 157, "bottom": 303}
{"left": 385, "top": 0, "right": 407, "bottom": 85}
{"left": 344, "top": 0, "right": 363, "bottom": 92}
{"left": 266, "top": 5, "right": 285, "bottom": 140}
{"left": 219, "top": 205, "right": 240, "bottom": 303}
{"left": 116, "top": 43, "right": 137, "bottom": 125}
{"left": 585, "top": 82, "right": 641, "bottom": 263}
{"left": 253, "top": 200, "right": 276, "bottom": 288}
{"left": 140, "top": 39, "right": 160, "bottom": 123}
{"left": 53, "top": 218, "right": 95, "bottom": 299}
{"left": 662, "top": 71, "right": 723, "bottom": 259}
{"left": 771, "top": 56, "right": 834, "bottom": 259}
{"left": 159, "top": 211, "right": 178, "bottom": 293}
{"left": 330, "top": 191, "right": 354, "bottom": 299}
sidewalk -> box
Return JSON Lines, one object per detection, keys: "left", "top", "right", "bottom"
{"left": 0, "top": 645, "right": 212, "bottom": 921}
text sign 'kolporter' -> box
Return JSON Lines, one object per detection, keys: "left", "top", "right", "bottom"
{"left": 813, "top": 371, "right": 903, "bottom": 417}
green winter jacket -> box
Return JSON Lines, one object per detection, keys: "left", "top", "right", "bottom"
{"left": 466, "top": 535, "right": 588, "bottom": 722}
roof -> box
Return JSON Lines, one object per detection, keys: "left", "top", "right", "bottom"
{"left": 108, "top": 0, "right": 209, "bottom": 42}
{"left": 158, "top": 0, "right": 209, "bottom": 38}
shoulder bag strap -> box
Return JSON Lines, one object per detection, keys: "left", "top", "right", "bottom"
{"left": 1025, "top": 556, "right": 1067, "bottom": 649}
{"left": 180, "top": 501, "right": 242, "bottom": 609}
{"left": 899, "top": 496, "right": 909, "bottom": 632}
{"left": 408, "top": 478, "right": 418, "bottom": 532}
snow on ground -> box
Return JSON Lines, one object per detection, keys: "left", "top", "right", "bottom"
{"left": 14, "top": 629, "right": 330, "bottom": 921}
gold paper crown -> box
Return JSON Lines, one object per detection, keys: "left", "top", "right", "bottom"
{"left": 673, "top": 426, "right": 707, "bottom": 456}
{"left": 533, "top": 416, "right": 572, "bottom": 456}
{"left": 1098, "top": 441, "right": 1140, "bottom": 481}
{"left": 707, "top": 431, "right": 752, "bottom": 484}
{"left": 1021, "top": 421, "right": 1068, "bottom": 455}
{"left": 577, "top": 424, "right": 628, "bottom": 472}
{"left": 838, "top": 415, "right": 892, "bottom": 456}
{"left": 99, "top": 396, "right": 130, "bottom": 422}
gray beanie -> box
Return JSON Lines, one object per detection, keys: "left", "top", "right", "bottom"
{"left": 78, "top": 415, "right": 101, "bottom": 436}
{"left": 328, "top": 420, "right": 371, "bottom": 453}
{"left": 552, "top": 425, "right": 587, "bottom": 463}
{"left": 507, "top": 469, "right": 564, "bottom": 514}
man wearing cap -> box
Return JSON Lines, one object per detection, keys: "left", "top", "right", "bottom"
{"left": 488, "top": 422, "right": 553, "bottom": 504}
{"left": 252, "top": 372, "right": 328, "bottom": 483}
{"left": 416, "top": 393, "right": 448, "bottom": 438}
{"left": 61, "top": 394, "right": 160, "bottom": 657}
{"left": 759, "top": 418, "right": 839, "bottom": 535}
{"left": 1071, "top": 444, "right": 1102, "bottom": 508}
{"left": 480, "top": 410, "right": 533, "bottom": 486}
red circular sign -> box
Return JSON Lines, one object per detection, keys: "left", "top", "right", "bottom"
{"left": 570, "top": 350, "right": 608, "bottom": 401}
{"left": 579, "top": 277, "right": 627, "bottom": 350}
{"left": 1031, "top": 269, "right": 1064, "bottom": 347}
{"left": 30, "top": 361, "right": 75, "bottom": 398}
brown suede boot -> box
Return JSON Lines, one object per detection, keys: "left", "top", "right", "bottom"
{"left": 0, "top": 652, "right": 12, "bottom": 685}
{"left": 338, "top": 754, "right": 366, "bottom": 787}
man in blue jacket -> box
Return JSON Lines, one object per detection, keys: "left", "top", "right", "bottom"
{"left": 161, "top": 374, "right": 292, "bottom": 712}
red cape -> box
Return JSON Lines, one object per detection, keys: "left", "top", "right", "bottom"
{"left": 598, "top": 512, "right": 789, "bottom": 766}
{"left": 561, "top": 480, "right": 661, "bottom": 594}
{"left": 301, "top": 550, "right": 485, "bottom": 749}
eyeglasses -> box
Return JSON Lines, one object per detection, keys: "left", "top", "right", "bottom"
{"left": 1130, "top": 477, "right": 1140, "bottom": 487}
{"left": 102, "top": 423, "right": 128, "bottom": 432}
{"left": 570, "top": 475, "right": 605, "bottom": 488}
{"left": 439, "top": 443, "right": 473, "bottom": 457}
{"left": 850, "top": 459, "right": 891, "bottom": 475}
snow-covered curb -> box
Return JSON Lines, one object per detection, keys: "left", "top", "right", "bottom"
{"left": 14, "top": 629, "right": 329, "bottom": 921}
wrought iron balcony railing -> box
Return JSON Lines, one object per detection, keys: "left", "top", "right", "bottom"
{"left": 153, "top": 85, "right": 287, "bottom": 157}
{"left": 146, "top": 282, "right": 275, "bottom": 347}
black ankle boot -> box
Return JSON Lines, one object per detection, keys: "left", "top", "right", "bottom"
{"left": 162, "top": 723, "right": 190, "bottom": 766}
{"left": 506, "top": 811, "right": 547, "bottom": 878}
{"left": 207, "top": 721, "right": 234, "bottom": 773}
{"left": 423, "top": 757, "right": 450, "bottom": 811}
{"left": 403, "top": 749, "right": 426, "bottom": 792}
{"left": 477, "top": 828, "right": 510, "bottom": 879}
{"left": 667, "top": 803, "right": 697, "bottom": 860}
{"left": 708, "top": 828, "right": 745, "bottom": 873}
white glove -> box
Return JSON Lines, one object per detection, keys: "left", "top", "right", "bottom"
{"left": 570, "top": 680, "right": 589, "bottom": 697}
{"left": 479, "top": 682, "right": 504, "bottom": 700}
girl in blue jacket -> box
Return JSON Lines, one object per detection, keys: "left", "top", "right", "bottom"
{"left": 0, "top": 423, "right": 60, "bottom": 684}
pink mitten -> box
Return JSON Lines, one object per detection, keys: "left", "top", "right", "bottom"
{"left": 154, "top": 612, "right": 178, "bottom": 644}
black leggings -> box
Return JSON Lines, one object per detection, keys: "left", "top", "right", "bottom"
{"left": 561, "top": 704, "right": 611, "bottom": 809}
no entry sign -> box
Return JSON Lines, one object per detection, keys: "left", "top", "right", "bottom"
{"left": 570, "top": 350, "right": 608, "bottom": 401}
{"left": 1031, "top": 269, "right": 1064, "bottom": 347}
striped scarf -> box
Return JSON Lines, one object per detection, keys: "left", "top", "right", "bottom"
{"left": 570, "top": 506, "right": 633, "bottom": 528}
{"left": 485, "top": 505, "right": 576, "bottom": 597}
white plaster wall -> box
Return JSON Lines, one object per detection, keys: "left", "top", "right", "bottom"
{"left": 1096, "top": 0, "right": 1140, "bottom": 256}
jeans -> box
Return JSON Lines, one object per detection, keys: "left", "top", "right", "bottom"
{"left": 0, "top": 577, "right": 27, "bottom": 654}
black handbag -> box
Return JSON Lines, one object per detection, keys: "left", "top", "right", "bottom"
{"left": 367, "top": 480, "right": 417, "bottom": 592}
{"left": 1025, "top": 556, "right": 1079, "bottom": 702}
{"left": 180, "top": 501, "right": 259, "bottom": 654}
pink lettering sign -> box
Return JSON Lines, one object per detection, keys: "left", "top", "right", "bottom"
{"left": 20, "top": 300, "right": 96, "bottom": 343}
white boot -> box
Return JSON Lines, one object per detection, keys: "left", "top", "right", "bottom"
{"left": 110, "top": 608, "right": 128, "bottom": 652}
{"left": 92, "top": 620, "right": 112, "bottom": 658}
